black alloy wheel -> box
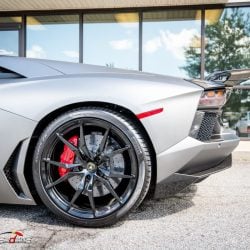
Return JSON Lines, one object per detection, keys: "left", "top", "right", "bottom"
{"left": 33, "top": 107, "right": 152, "bottom": 227}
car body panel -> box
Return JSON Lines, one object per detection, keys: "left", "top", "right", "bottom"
{"left": 0, "top": 56, "right": 63, "bottom": 78}
{"left": 0, "top": 57, "right": 240, "bottom": 205}
{"left": 156, "top": 132, "right": 239, "bottom": 184}
{"left": 0, "top": 62, "right": 203, "bottom": 154}
{"left": 0, "top": 109, "right": 36, "bottom": 204}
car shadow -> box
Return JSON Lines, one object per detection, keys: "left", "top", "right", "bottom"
{"left": 0, "top": 185, "right": 197, "bottom": 228}
{"left": 129, "top": 184, "right": 197, "bottom": 221}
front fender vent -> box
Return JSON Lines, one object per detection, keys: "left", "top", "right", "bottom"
{"left": 3, "top": 143, "right": 24, "bottom": 197}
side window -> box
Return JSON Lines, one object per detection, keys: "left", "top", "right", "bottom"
{"left": 0, "top": 67, "right": 23, "bottom": 79}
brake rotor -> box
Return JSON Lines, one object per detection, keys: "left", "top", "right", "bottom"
{"left": 61, "top": 132, "right": 125, "bottom": 197}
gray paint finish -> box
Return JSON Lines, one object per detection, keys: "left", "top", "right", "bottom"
{"left": 0, "top": 57, "right": 239, "bottom": 205}
{"left": 0, "top": 57, "right": 63, "bottom": 78}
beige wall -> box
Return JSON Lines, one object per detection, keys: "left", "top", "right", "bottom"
{"left": 0, "top": 0, "right": 248, "bottom": 12}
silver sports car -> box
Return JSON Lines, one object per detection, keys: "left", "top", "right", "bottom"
{"left": 0, "top": 56, "right": 239, "bottom": 227}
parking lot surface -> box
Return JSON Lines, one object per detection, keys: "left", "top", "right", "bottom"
{"left": 0, "top": 152, "right": 249, "bottom": 249}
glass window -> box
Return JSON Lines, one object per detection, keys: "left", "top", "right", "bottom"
{"left": 0, "top": 31, "right": 19, "bottom": 56}
{"left": 0, "top": 17, "right": 22, "bottom": 23}
{"left": 83, "top": 13, "right": 139, "bottom": 70}
{"left": 206, "top": 7, "right": 250, "bottom": 139}
{"left": 27, "top": 15, "right": 79, "bottom": 62}
{"left": 0, "top": 16, "right": 21, "bottom": 56}
{"left": 143, "top": 10, "right": 201, "bottom": 78}
{"left": 205, "top": 7, "right": 250, "bottom": 75}
{"left": 223, "top": 89, "right": 250, "bottom": 138}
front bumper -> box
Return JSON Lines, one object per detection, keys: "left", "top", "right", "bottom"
{"left": 154, "top": 131, "right": 239, "bottom": 198}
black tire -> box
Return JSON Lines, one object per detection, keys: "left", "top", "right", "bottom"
{"left": 32, "top": 107, "right": 152, "bottom": 227}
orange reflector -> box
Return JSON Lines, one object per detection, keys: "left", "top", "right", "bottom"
{"left": 206, "top": 91, "right": 215, "bottom": 97}
{"left": 216, "top": 90, "right": 224, "bottom": 97}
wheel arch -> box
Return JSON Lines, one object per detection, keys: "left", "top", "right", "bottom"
{"left": 24, "top": 101, "right": 157, "bottom": 201}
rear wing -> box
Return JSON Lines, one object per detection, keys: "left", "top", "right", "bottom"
{"left": 205, "top": 69, "right": 250, "bottom": 89}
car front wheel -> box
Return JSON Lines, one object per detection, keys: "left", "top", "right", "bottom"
{"left": 33, "top": 107, "right": 152, "bottom": 227}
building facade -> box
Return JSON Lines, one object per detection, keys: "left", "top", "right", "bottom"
{"left": 0, "top": 0, "right": 250, "bottom": 137}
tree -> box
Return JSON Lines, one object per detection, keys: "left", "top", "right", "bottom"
{"left": 182, "top": 8, "right": 250, "bottom": 127}
{"left": 182, "top": 8, "right": 250, "bottom": 78}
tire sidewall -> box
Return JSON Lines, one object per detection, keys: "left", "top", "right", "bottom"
{"left": 33, "top": 108, "right": 149, "bottom": 227}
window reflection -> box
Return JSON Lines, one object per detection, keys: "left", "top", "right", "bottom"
{"left": 83, "top": 13, "right": 139, "bottom": 70}
{"left": 27, "top": 15, "right": 79, "bottom": 62}
{"left": 0, "top": 31, "right": 18, "bottom": 56}
{"left": 0, "top": 17, "right": 21, "bottom": 56}
{"left": 0, "top": 17, "right": 21, "bottom": 23}
{"left": 205, "top": 8, "right": 250, "bottom": 75}
{"left": 205, "top": 7, "right": 250, "bottom": 138}
{"left": 223, "top": 89, "right": 250, "bottom": 138}
{"left": 143, "top": 10, "right": 201, "bottom": 78}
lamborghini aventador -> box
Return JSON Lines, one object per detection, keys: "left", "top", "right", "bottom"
{"left": 0, "top": 56, "right": 239, "bottom": 227}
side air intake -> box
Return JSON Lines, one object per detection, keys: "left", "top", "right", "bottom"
{"left": 3, "top": 143, "right": 24, "bottom": 197}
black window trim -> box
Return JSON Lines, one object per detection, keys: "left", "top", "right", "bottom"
{"left": 0, "top": 66, "right": 24, "bottom": 79}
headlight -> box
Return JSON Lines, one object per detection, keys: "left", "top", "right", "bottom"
{"left": 198, "top": 89, "right": 227, "bottom": 108}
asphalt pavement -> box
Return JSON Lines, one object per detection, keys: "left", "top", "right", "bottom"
{"left": 0, "top": 152, "right": 249, "bottom": 249}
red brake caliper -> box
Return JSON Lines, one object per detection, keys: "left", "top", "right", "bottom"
{"left": 59, "top": 135, "right": 79, "bottom": 177}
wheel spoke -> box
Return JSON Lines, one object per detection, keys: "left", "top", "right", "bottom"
{"left": 98, "top": 167, "right": 135, "bottom": 179}
{"left": 97, "top": 127, "right": 110, "bottom": 154}
{"left": 79, "top": 124, "right": 92, "bottom": 160}
{"left": 68, "top": 175, "right": 86, "bottom": 210}
{"left": 86, "top": 176, "right": 96, "bottom": 216}
{"left": 107, "top": 145, "right": 130, "bottom": 158}
{"left": 108, "top": 173, "right": 135, "bottom": 179}
{"left": 57, "top": 133, "right": 86, "bottom": 162}
{"left": 96, "top": 176, "right": 122, "bottom": 204}
{"left": 69, "top": 189, "right": 82, "bottom": 208}
{"left": 56, "top": 133, "right": 78, "bottom": 152}
{"left": 46, "top": 172, "right": 74, "bottom": 189}
{"left": 43, "top": 158, "right": 82, "bottom": 169}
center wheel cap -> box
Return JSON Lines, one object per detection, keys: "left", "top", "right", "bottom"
{"left": 87, "top": 162, "right": 97, "bottom": 172}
